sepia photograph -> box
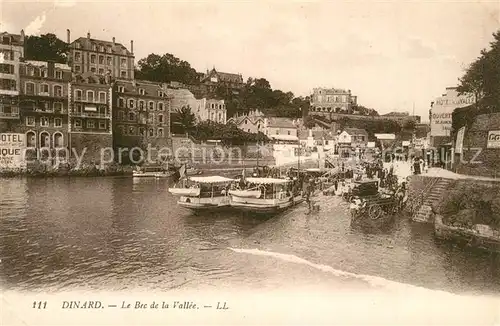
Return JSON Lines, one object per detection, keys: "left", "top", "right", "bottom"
{"left": 1, "top": 0, "right": 500, "bottom": 325}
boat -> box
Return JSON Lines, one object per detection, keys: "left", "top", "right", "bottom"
{"left": 168, "top": 176, "right": 235, "bottom": 211}
{"left": 185, "top": 165, "right": 202, "bottom": 176}
{"left": 132, "top": 165, "right": 174, "bottom": 178}
{"left": 229, "top": 177, "right": 304, "bottom": 214}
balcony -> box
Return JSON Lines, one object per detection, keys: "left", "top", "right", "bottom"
{"left": 72, "top": 111, "right": 111, "bottom": 118}
{"left": 0, "top": 111, "right": 20, "bottom": 119}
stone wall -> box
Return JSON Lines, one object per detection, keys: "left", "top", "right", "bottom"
{"left": 454, "top": 113, "right": 500, "bottom": 178}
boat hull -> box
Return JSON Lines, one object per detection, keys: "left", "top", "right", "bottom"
{"left": 177, "top": 196, "right": 231, "bottom": 212}
{"left": 230, "top": 195, "right": 304, "bottom": 214}
{"left": 133, "top": 172, "right": 174, "bottom": 178}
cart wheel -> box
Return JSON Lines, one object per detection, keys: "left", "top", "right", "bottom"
{"left": 368, "top": 204, "right": 383, "bottom": 220}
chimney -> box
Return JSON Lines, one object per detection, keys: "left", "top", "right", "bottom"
{"left": 112, "top": 37, "right": 115, "bottom": 45}
{"left": 67, "top": 29, "right": 70, "bottom": 43}
{"left": 87, "top": 32, "right": 90, "bottom": 39}
{"left": 130, "top": 40, "right": 134, "bottom": 53}
{"left": 20, "top": 29, "right": 25, "bottom": 41}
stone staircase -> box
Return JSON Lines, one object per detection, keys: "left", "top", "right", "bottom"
{"left": 412, "top": 178, "right": 453, "bottom": 223}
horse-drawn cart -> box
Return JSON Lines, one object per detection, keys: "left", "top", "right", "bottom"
{"left": 348, "top": 180, "right": 405, "bottom": 227}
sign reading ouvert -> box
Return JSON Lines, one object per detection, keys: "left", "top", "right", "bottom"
{"left": 487, "top": 130, "right": 500, "bottom": 148}
{"left": 0, "top": 133, "right": 26, "bottom": 169}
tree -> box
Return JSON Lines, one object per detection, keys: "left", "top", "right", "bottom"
{"left": 457, "top": 30, "right": 500, "bottom": 112}
{"left": 135, "top": 53, "right": 200, "bottom": 85}
{"left": 403, "top": 120, "right": 416, "bottom": 131}
{"left": 172, "top": 106, "right": 196, "bottom": 133}
{"left": 25, "top": 34, "right": 68, "bottom": 63}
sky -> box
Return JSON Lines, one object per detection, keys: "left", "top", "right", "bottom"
{"left": 1, "top": 0, "right": 499, "bottom": 121}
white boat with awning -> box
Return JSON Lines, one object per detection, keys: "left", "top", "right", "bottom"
{"left": 168, "top": 176, "right": 235, "bottom": 212}
{"left": 229, "top": 177, "right": 304, "bottom": 214}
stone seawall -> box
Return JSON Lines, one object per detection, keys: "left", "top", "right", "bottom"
{"left": 435, "top": 215, "right": 500, "bottom": 253}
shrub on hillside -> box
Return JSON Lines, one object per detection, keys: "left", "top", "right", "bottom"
{"left": 440, "top": 182, "right": 500, "bottom": 229}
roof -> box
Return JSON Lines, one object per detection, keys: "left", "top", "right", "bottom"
{"left": 201, "top": 68, "right": 244, "bottom": 84}
{"left": 266, "top": 117, "right": 296, "bottom": 128}
{"left": 313, "top": 87, "right": 350, "bottom": 94}
{"left": 229, "top": 115, "right": 264, "bottom": 125}
{"left": 0, "top": 32, "right": 24, "bottom": 46}
{"left": 71, "top": 37, "right": 132, "bottom": 56}
{"left": 23, "top": 60, "right": 71, "bottom": 70}
{"left": 374, "top": 133, "right": 396, "bottom": 140}
{"left": 116, "top": 79, "right": 164, "bottom": 97}
{"left": 343, "top": 128, "right": 368, "bottom": 136}
{"left": 245, "top": 177, "right": 291, "bottom": 184}
{"left": 73, "top": 71, "right": 113, "bottom": 86}
{"left": 189, "top": 176, "right": 234, "bottom": 183}
{"left": 270, "top": 134, "right": 299, "bottom": 141}
{"left": 164, "top": 88, "right": 195, "bottom": 99}
{"left": 383, "top": 112, "right": 409, "bottom": 116}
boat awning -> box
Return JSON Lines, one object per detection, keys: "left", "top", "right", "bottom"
{"left": 189, "top": 176, "right": 235, "bottom": 183}
{"left": 245, "top": 177, "right": 291, "bottom": 184}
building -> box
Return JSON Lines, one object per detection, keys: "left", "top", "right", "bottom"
{"left": 199, "top": 67, "right": 244, "bottom": 95}
{"left": 195, "top": 98, "right": 226, "bottom": 124}
{"left": 299, "top": 128, "right": 336, "bottom": 151}
{"left": 69, "top": 72, "right": 113, "bottom": 162}
{"left": 430, "top": 86, "right": 475, "bottom": 147}
{"left": 227, "top": 110, "right": 265, "bottom": 133}
{"left": 309, "top": 87, "right": 357, "bottom": 116}
{"left": 337, "top": 128, "right": 369, "bottom": 147}
{"left": 0, "top": 30, "right": 24, "bottom": 126}
{"left": 113, "top": 79, "right": 170, "bottom": 160}
{"left": 18, "top": 60, "right": 72, "bottom": 151}
{"left": 264, "top": 117, "right": 299, "bottom": 143}
{"left": 67, "top": 30, "right": 135, "bottom": 80}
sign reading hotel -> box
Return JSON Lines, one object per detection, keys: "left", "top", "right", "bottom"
{"left": 0, "top": 133, "right": 26, "bottom": 169}
{"left": 430, "top": 88, "right": 475, "bottom": 137}
{"left": 487, "top": 130, "right": 500, "bottom": 149}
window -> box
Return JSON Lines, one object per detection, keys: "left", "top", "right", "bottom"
{"left": 26, "top": 131, "right": 36, "bottom": 147}
{"left": 55, "top": 70, "right": 62, "bottom": 79}
{"left": 276, "top": 130, "right": 279, "bottom": 135}
{"left": 106, "top": 56, "right": 112, "bottom": 65}
{"left": 40, "top": 84, "right": 49, "bottom": 94}
{"left": 158, "top": 91, "right": 163, "bottom": 97}
{"left": 28, "top": 67, "right": 34, "bottom": 76}
{"left": 75, "top": 119, "right": 82, "bottom": 127}
{"left": 0, "top": 63, "right": 14, "bottom": 74}
{"left": 287, "top": 130, "right": 291, "bottom": 135}
{"left": 128, "top": 99, "right": 135, "bottom": 108}
{"left": 129, "top": 112, "right": 135, "bottom": 121}
{"left": 121, "top": 58, "right": 126, "bottom": 66}
{"left": 75, "top": 89, "right": 82, "bottom": 101}
{"left": 54, "top": 133, "right": 63, "bottom": 147}
{"left": 90, "top": 67, "right": 96, "bottom": 73}
{"left": 218, "top": 113, "right": 222, "bottom": 121}
{"left": 54, "top": 85, "right": 63, "bottom": 97}
{"left": 99, "top": 92, "right": 106, "bottom": 103}
{"left": 158, "top": 114, "right": 163, "bottom": 123}
{"left": 41, "top": 69, "right": 47, "bottom": 77}
{"left": 139, "top": 88, "right": 145, "bottom": 95}
{"left": 87, "top": 120, "right": 95, "bottom": 128}
{"left": 91, "top": 54, "right": 96, "bottom": 63}
{"left": 25, "top": 82, "right": 35, "bottom": 95}
{"left": 87, "top": 90, "right": 94, "bottom": 102}
{"left": 40, "top": 117, "right": 49, "bottom": 127}
{"left": 139, "top": 100, "right": 145, "bottom": 110}
{"left": 99, "top": 120, "right": 106, "bottom": 129}
{"left": 75, "top": 103, "right": 82, "bottom": 113}
{"left": 92, "top": 44, "right": 97, "bottom": 51}
{"left": 121, "top": 71, "right": 126, "bottom": 78}
{"left": 158, "top": 102, "right": 164, "bottom": 111}
{"left": 148, "top": 101, "right": 154, "bottom": 110}
{"left": 98, "top": 68, "right": 104, "bottom": 75}
{"left": 26, "top": 116, "right": 35, "bottom": 126}
{"left": 211, "top": 112, "right": 214, "bottom": 120}
{"left": 74, "top": 65, "right": 81, "bottom": 73}
{"left": 139, "top": 127, "right": 145, "bottom": 135}
{"left": 54, "top": 118, "right": 62, "bottom": 127}
{"left": 128, "top": 126, "right": 136, "bottom": 135}
{"left": 74, "top": 52, "right": 81, "bottom": 62}
{"left": 118, "top": 111, "right": 124, "bottom": 121}
{"left": 98, "top": 55, "right": 104, "bottom": 64}
{"left": 118, "top": 86, "right": 125, "bottom": 93}
{"left": 40, "top": 132, "right": 50, "bottom": 148}
{"left": 118, "top": 97, "right": 125, "bottom": 107}
{"left": 148, "top": 128, "right": 154, "bottom": 137}
{"left": 158, "top": 128, "right": 163, "bottom": 137}
{"left": 53, "top": 102, "right": 63, "bottom": 112}
{"left": 247, "top": 129, "right": 250, "bottom": 132}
